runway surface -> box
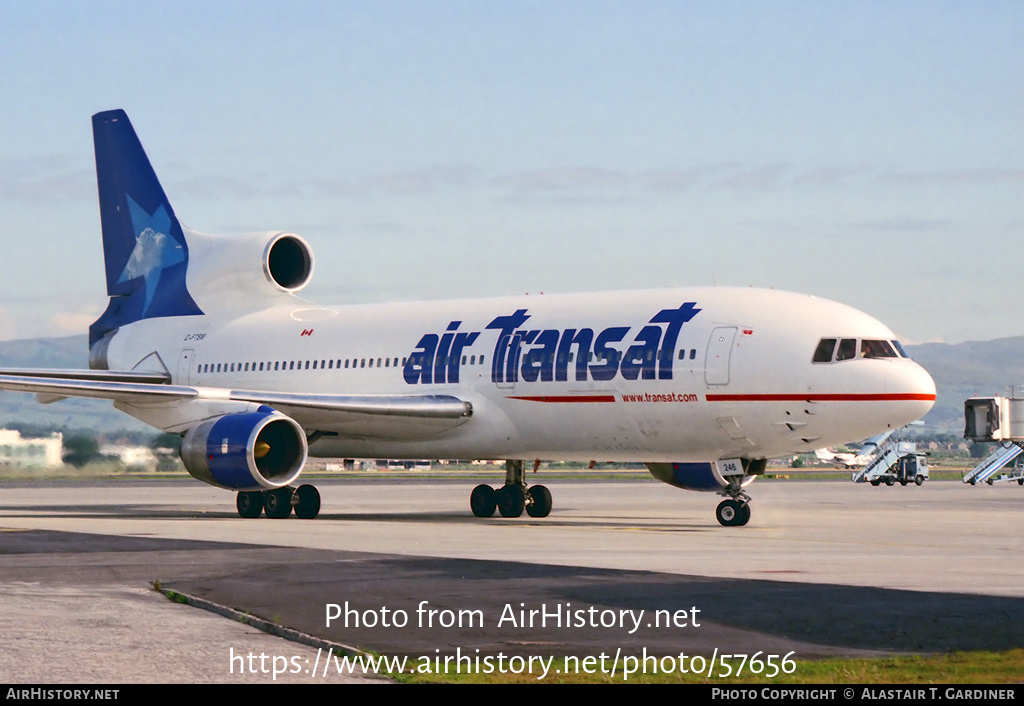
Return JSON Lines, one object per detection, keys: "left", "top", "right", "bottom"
{"left": 1, "top": 476, "right": 1022, "bottom": 682}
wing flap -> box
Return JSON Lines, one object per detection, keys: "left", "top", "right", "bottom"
{"left": 227, "top": 391, "right": 474, "bottom": 439}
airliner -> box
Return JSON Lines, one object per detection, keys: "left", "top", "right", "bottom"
{"left": 0, "top": 110, "right": 936, "bottom": 526}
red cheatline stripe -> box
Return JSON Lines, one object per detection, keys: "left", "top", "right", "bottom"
{"left": 706, "top": 393, "right": 936, "bottom": 402}
{"left": 508, "top": 395, "right": 616, "bottom": 403}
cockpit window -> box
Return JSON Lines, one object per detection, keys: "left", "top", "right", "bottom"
{"left": 861, "top": 339, "right": 898, "bottom": 358}
{"left": 814, "top": 337, "right": 908, "bottom": 363}
{"left": 836, "top": 338, "right": 858, "bottom": 361}
{"left": 812, "top": 338, "right": 837, "bottom": 363}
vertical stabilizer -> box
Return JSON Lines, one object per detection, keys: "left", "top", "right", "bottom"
{"left": 89, "top": 110, "right": 203, "bottom": 353}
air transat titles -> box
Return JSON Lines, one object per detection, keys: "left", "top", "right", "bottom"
{"left": 403, "top": 303, "right": 701, "bottom": 387}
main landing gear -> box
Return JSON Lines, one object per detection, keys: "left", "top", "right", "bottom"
{"left": 716, "top": 477, "right": 752, "bottom": 527}
{"left": 470, "top": 460, "right": 552, "bottom": 518}
{"left": 235, "top": 484, "right": 321, "bottom": 519}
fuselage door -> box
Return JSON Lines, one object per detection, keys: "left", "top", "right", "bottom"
{"left": 493, "top": 334, "right": 519, "bottom": 390}
{"left": 177, "top": 349, "right": 195, "bottom": 386}
{"left": 705, "top": 327, "right": 737, "bottom": 386}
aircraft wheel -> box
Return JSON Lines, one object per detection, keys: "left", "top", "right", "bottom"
{"left": 525, "top": 485, "right": 552, "bottom": 518}
{"left": 737, "top": 502, "right": 751, "bottom": 526}
{"left": 497, "top": 485, "right": 525, "bottom": 518}
{"left": 294, "top": 484, "right": 321, "bottom": 519}
{"left": 470, "top": 484, "right": 497, "bottom": 518}
{"left": 264, "top": 487, "right": 293, "bottom": 519}
{"left": 716, "top": 499, "right": 742, "bottom": 526}
{"left": 915, "top": 476, "right": 924, "bottom": 486}
{"left": 236, "top": 491, "right": 264, "bottom": 518}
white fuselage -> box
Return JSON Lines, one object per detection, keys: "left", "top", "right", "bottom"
{"left": 103, "top": 286, "right": 936, "bottom": 463}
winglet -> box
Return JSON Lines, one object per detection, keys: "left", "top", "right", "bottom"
{"left": 89, "top": 110, "right": 203, "bottom": 350}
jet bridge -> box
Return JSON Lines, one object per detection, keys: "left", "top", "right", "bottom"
{"left": 963, "top": 390, "right": 1024, "bottom": 485}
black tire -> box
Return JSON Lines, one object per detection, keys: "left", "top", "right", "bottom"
{"left": 737, "top": 502, "right": 751, "bottom": 526}
{"left": 900, "top": 479, "right": 908, "bottom": 486}
{"left": 870, "top": 479, "right": 880, "bottom": 486}
{"left": 884, "top": 477, "right": 894, "bottom": 486}
{"left": 497, "top": 484, "right": 525, "bottom": 518}
{"left": 915, "top": 475, "right": 924, "bottom": 486}
{"left": 264, "top": 487, "right": 293, "bottom": 519}
{"left": 470, "top": 484, "right": 497, "bottom": 518}
{"left": 525, "top": 485, "right": 552, "bottom": 518}
{"left": 716, "top": 499, "right": 741, "bottom": 526}
{"left": 294, "top": 484, "right": 321, "bottom": 519}
{"left": 236, "top": 491, "right": 264, "bottom": 518}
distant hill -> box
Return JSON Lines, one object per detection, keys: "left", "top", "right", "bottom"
{"left": 0, "top": 333, "right": 1015, "bottom": 435}
{"left": 0, "top": 335, "right": 150, "bottom": 432}
{"left": 906, "top": 338, "right": 1024, "bottom": 432}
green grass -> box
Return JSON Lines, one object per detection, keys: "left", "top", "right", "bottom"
{"left": 388, "top": 650, "right": 1024, "bottom": 684}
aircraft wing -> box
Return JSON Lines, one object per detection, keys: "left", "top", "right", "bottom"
{"left": 0, "top": 372, "right": 195, "bottom": 403}
{"left": 0, "top": 371, "right": 473, "bottom": 437}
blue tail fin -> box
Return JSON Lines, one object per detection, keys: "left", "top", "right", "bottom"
{"left": 89, "top": 110, "right": 203, "bottom": 348}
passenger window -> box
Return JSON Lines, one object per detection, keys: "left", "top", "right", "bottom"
{"left": 836, "top": 339, "right": 857, "bottom": 361}
{"left": 813, "top": 338, "right": 837, "bottom": 363}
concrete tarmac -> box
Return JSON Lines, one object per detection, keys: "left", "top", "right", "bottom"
{"left": 1, "top": 476, "right": 1022, "bottom": 683}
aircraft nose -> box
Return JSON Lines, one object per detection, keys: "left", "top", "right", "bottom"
{"left": 898, "top": 360, "right": 937, "bottom": 422}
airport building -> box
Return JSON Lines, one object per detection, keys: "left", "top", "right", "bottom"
{"left": 0, "top": 430, "right": 63, "bottom": 468}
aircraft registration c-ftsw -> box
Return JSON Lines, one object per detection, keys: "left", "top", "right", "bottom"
{"left": 0, "top": 110, "right": 936, "bottom": 526}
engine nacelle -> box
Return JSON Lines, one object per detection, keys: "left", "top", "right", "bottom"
{"left": 184, "top": 229, "right": 315, "bottom": 308}
{"left": 646, "top": 458, "right": 764, "bottom": 492}
{"left": 180, "top": 410, "right": 308, "bottom": 491}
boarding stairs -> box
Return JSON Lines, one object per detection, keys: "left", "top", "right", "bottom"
{"left": 851, "top": 437, "right": 917, "bottom": 484}
{"left": 963, "top": 442, "right": 1024, "bottom": 485}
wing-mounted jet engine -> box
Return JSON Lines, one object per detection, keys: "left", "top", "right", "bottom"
{"left": 179, "top": 409, "right": 315, "bottom": 519}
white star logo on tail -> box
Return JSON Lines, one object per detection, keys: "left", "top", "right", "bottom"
{"left": 118, "top": 195, "right": 186, "bottom": 315}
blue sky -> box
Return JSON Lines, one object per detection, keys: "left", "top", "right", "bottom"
{"left": 1, "top": 1, "right": 1022, "bottom": 344}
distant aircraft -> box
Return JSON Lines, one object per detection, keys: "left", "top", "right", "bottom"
{"left": 814, "top": 449, "right": 861, "bottom": 467}
{"left": 0, "top": 110, "right": 936, "bottom": 526}
{"left": 814, "top": 433, "right": 891, "bottom": 467}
